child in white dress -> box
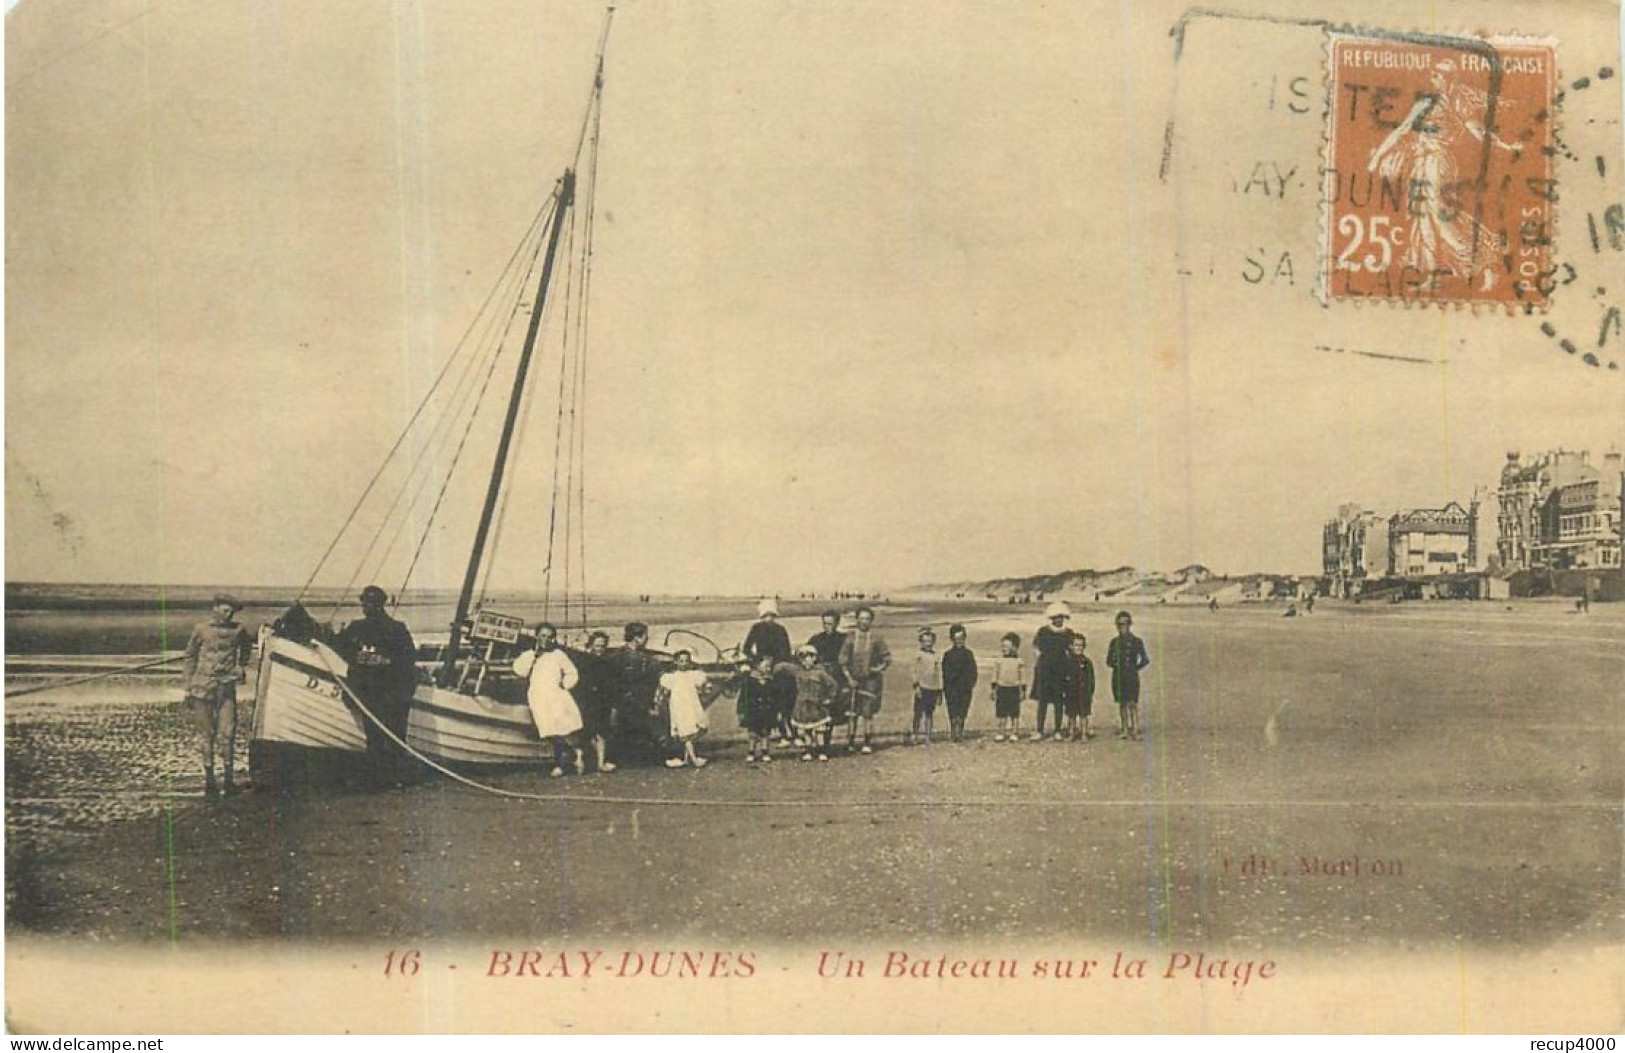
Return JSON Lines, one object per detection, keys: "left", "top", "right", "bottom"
{"left": 657, "top": 649, "right": 711, "bottom": 768}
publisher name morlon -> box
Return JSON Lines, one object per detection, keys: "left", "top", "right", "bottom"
{"left": 1224, "top": 853, "right": 1404, "bottom": 878}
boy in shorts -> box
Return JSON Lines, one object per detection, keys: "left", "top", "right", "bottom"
{"left": 909, "top": 627, "right": 944, "bottom": 746}
{"left": 1107, "top": 611, "right": 1150, "bottom": 740}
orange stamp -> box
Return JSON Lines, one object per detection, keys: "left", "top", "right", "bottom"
{"left": 1324, "top": 33, "right": 1556, "bottom": 308}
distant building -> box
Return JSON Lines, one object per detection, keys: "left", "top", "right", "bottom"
{"left": 1322, "top": 503, "right": 1390, "bottom": 596}
{"left": 1497, "top": 450, "right": 1623, "bottom": 571}
{"left": 1387, "top": 501, "right": 1479, "bottom": 579}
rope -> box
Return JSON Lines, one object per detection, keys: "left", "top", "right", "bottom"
{"left": 300, "top": 193, "right": 557, "bottom": 604}
{"left": 473, "top": 205, "right": 572, "bottom": 610}
{"left": 365, "top": 214, "right": 551, "bottom": 594}
{"left": 539, "top": 203, "right": 582, "bottom": 623}
{"left": 5, "top": 655, "right": 186, "bottom": 698}
{"left": 296, "top": 653, "right": 1622, "bottom": 811}
{"left": 571, "top": 80, "right": 604, "bottom": 630}
{"left": 313, "top": 645, "right": 589, "bottom": 801}
{"left": 371, "top": 202, "right": 557, "bottom": 607}
{"left": 395, "top": 328, "right": 516, "bottom": 602}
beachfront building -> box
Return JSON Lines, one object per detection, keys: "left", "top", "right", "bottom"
{"left": 1497, "top": 449, "right": 1624, "bottom": 571}
{"left": 1387, "top": 501, "right": 1479, "bottom": 579}
{"left": 1322, "top": 503, "right": 1390, "bottom": 596}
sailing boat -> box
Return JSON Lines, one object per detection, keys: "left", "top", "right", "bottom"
{"left": 250, "top": 13, "right": 687, "bottom": 773}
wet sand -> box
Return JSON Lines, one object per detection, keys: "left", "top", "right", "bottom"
{"left": 6, "top": 599, "right": 1622, "bottom": 952}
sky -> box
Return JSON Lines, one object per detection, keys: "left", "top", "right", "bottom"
{"left": 6, "top": 0, "right": 1625, "bottom": 597}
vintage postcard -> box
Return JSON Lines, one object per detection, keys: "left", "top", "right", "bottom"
{"left": 5, "top": 0, "right": 1623, "bottom": 1035}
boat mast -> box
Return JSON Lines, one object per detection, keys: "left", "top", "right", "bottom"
{"left": 442, "top": 168, "right": 577, "bottom": 682}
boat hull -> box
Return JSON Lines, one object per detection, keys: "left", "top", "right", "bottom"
{"left": 251, "top": 629, "right": 549, "bottom": 769}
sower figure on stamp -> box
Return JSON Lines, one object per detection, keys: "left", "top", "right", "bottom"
{"left": 335, "top": 585, "right": 420, "bottom": 785}
{"left": 182, "top": 593, "right": 253, "bottom": 798}
{"left": 838, "top": 605, "right": 891, "bottom": 754}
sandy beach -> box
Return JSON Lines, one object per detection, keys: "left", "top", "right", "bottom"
{"left": 6, "top": 598, "right": 1621, "bottom": 954}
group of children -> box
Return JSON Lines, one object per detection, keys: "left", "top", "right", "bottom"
{"left": 918, "top": 605, "right": 1149, "bottom": 746}
{"left": 728, "top": 603, "right": 1154, "bottom": 764}
{"left": 517, "top": 603, "right": 1154, "bottom": 774}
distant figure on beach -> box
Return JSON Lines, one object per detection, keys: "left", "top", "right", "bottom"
{"left": 1106, "top": 611, "right": 1150, "bottom": 741}
{"left": 988, "top": 632, "right": 1026, "bottom": 742}
{"left": 570, "top": 630, "right": 617, "bottom": 773}
{"left": 839, "top": 606, "right": 891, "bottom": 754}
{"left": 658, "top": 650, "right": 711, "bottom": 768}
{"left": 609, "top": 622, "right": 665, "bottom": 765}
{"left": 335, "top": 585, "right": 419, "bottom": 785}
{"left": 512, "top": 622, "right": 582, "bottom": 778}
{"left": 1031, "top": 601, "right": 1078, "bottom": 741}
{"left": 182, "top": 593, "right": 252, "bottom": 798}
{"left": 941, "top": 623, "right": 978, "bottom": 743}
{"left": 806, "top": 610, "right": 849, "bottom": 731}
{"left": 908, "top": 627, "right": 943, "bottom": 746}
{"left": 1208, "top": 597, "right": 1219, "bottom": 612}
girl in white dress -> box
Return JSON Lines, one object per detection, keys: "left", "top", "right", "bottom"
{"left": 657, "top": 649, "right": 711, "bottom": 768}
{"left": 512, "top": 622, "right": 582, "bottom": 777}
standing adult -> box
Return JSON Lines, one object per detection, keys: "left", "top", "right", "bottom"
{"left": 512, "top": 622, "right": 583, "bottom": 777}
{"left": 743, "top": 599, "right": 793, "bottom": 739}
{"left": 742, "top": 599, "right": 793, "bottom": 663}
{"left": 608, "top": 621, "right": 665, "bottom": 765}
{"left": 838, "top": 606, "right": 892, "bottom": 754}
{"left": 335, "top": 584, "right": 420, "bottom": 784}
{"left": 1030, "top": 601, "right": 1078, "bottom": 741}
{"left": 182, "top": 593, "right": 253, "bottom": 798}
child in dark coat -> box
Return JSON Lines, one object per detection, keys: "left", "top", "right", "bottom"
{"left": 1062, "top": 634, "right": 1096, "bottom": 741}
{"left": 941, "top": 623, "right": 978, "bottom": 742}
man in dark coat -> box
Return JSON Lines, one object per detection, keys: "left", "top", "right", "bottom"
{"left": 336, "top": 585, "right": 419, "bottom": 783}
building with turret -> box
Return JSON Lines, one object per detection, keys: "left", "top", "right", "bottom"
{"left": 1496, "top": 450, "right": 1623, "bottom": 571}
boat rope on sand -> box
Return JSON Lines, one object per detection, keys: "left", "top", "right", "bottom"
{"left": 317, "top": 646, "right": 598, "bottom": 802}
{"left": 4, "top": 654, "right": 186, "bottom": 699}
{"left": 296, "top": 655, "right": 1625, "bottom": 810}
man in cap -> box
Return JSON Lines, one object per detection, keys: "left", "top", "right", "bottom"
{"left": 608, "top": 621, "right": 666, "bottom": 765}
{"left": 335, "top": 585, "right": 420, "bottom": 784}
{"left": 182, "top": 594, "right": 253, "bottom": 798}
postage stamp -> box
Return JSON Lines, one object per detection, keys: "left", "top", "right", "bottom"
{"left": 1322, "top": 33, "right": 1557, "bottom": 308}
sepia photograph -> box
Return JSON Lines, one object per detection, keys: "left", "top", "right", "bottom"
{"left": 5, "top": 0, "right": 1623, "bottom": 1035}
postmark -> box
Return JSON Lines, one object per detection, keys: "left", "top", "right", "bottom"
{"left": 1322, "top": 33, "right": 1556, "bottom": 308}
